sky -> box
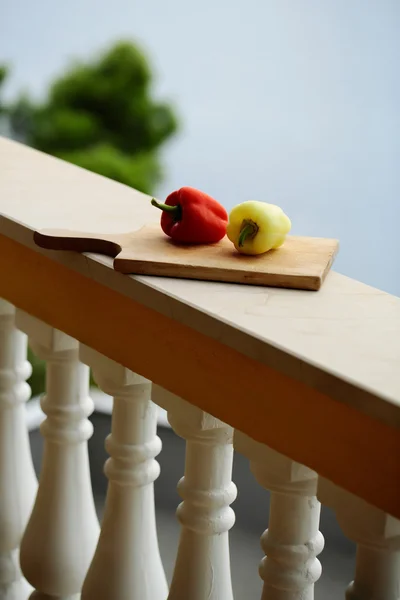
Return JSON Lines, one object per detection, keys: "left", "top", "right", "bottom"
{"left": 1, "top": 0, "right": 399, "bottom": 294}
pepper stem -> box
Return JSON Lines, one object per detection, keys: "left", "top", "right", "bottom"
{"left": 238, "top": 221, "right": 258, "bottom": 247}
{"left": 151, "top": 198, "right": 182, "bottom": 220}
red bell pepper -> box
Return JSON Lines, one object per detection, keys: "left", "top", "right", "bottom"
{"left": 151, "top": 187, "right": 228, "bottom": 244}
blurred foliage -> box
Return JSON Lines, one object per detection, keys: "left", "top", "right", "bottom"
{"left": 5, "top": 41, "right": 179, "bottom": 194}
{"left": 27, "top": 347, "right": 46, "bottom": 397}
{"left": 27, "top": 347, "right": 96, "bottom": 398}
{"left": 0, "top": 65, "right": 8, "bottom": 116}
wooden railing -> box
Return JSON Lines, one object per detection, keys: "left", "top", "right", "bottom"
{"left": 0, "top": 136, "right": 399, "bottom": 599}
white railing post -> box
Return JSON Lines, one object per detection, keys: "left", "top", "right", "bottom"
{"left": 79, "top": 347, "right": 168, "bottom": 600}
{"left": 15, "top": 312, "right": 99, "bottom": 600}
{"left": 235, "top": 432, "right": 324, "bottom": 600}
{"left": 153, "top": 385, "right": 237, "bottom": 600}
{"left": 319, "top": 479, "right": 400, "bottom": 600}
{"left": 0, "top": 300, "right": 37, "bottom": 600}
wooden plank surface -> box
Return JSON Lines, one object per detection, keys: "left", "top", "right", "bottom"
{"left": 34, "top": 225, "right": 339, "bottom": 291}
{"left": 0, "top": 138, "right": 399, "bottom": 418}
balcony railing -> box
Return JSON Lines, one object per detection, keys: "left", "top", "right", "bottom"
{"left": 0, "top": 135, "right": 399, "bottom": 600}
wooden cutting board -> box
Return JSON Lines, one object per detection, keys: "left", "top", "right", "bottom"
{"left": 33, "top": 224, "right": 339, "bottom": 291}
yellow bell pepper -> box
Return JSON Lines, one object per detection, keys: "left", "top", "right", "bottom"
{"left": 226, "top": 201, "right": 292, "bottom": 255}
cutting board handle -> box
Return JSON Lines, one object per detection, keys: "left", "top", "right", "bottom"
{"left": 33, "top": 229, "right": 123, "bottom": 257}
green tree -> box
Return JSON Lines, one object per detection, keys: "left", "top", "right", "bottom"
{"left": 7, "top": 41, "right": 179, "bottom": 194}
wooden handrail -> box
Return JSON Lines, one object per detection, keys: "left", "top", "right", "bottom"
{"left": 0, "top": 136, "right": 399, "bottom": 517}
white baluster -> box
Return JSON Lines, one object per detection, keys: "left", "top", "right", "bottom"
{"left": 0, "top": 300, "right": 37, "bottom": 600}
{"left": 79, "top": 347, "right": 168, "bottom": 600}
{"left": 153, "top": 385, "right": 237, "bottom": 600}
{"left": 15, "top": 312, "right": 99, "bottom": 600}
{"left": 319, "top": 479, "right": 400, "bottom": 600}
{"left": 235, "top": 432, "right": 324, "bottom": 600}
